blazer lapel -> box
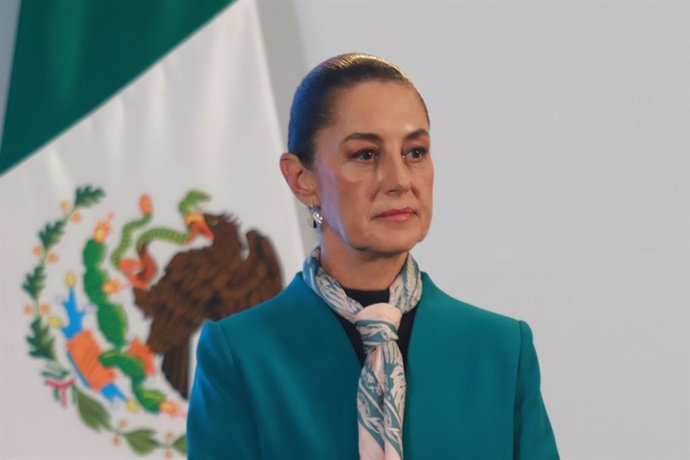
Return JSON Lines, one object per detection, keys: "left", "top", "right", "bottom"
{"left": 403, "top": 273, "right": 451, "bottom": 446}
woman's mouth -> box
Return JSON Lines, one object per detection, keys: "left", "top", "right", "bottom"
{"left": 374, "top": 208, "right": 416, "bottom": 222}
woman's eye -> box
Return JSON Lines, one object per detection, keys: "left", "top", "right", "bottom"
{"left": 353, "top": 149, "right": 377, "bottom": 161}
{"left": 404, "top": 147, "right": 428, "bottom": 160}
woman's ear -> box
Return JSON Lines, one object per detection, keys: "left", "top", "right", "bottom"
{"left": 279, "top": 153, "right": 319, "bottom": 206}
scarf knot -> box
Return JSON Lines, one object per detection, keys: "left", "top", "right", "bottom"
{"left": 355, "top": 303, "right": 402, "bottom": 353}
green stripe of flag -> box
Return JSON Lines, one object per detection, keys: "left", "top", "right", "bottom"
{"left": 0, "top": 0, "right": 233, "bottom": 176}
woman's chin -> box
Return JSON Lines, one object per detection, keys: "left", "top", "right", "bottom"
{"left": 323, "top": 225, "right": 427, "bottom": 258}
{"left": 357, "top": 235, "right": 421, "bottom": 257}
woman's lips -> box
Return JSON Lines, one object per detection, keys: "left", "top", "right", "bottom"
{"left": 374, "top": 208, "right": 416, "bottom": 222}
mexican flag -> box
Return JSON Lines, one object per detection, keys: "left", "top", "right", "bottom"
{"left": 0, "top": 1, "right": 304, "bottom": 458}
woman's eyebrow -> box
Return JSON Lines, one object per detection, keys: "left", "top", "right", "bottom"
{"left": 340, "top": 129, "right": 429, "bottom": 145}
{"left": 405, "top": 128, "right": 430, "bottom": 140}
{"left": 340, "top": 132, "right": 382, "bottom": 145}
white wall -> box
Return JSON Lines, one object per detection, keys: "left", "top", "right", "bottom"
{"left": 258, "top": 0, "right": 689, "bottom": 458}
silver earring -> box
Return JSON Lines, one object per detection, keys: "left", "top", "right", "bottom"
{"left": 308, "top": 206, "right": 323, "bottom": 228}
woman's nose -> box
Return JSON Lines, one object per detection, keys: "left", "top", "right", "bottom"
{"left": 380, "top": 152, "right": 412, "bottom": 194}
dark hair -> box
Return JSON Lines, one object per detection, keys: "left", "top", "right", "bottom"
{"left": 287, "top": 53, "right": 429, "bottom": 167}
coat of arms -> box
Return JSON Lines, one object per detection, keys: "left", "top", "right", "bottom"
{"left": 21, "top": 185, "right": 282, "bottom": 456}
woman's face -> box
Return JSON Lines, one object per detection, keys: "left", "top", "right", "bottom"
{"left": 311, "top": 81, "right": 434, "bottom": 257}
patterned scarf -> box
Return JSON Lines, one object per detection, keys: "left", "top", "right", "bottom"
{"left": 302, "top": 248, "right": 422, "bottom": 460}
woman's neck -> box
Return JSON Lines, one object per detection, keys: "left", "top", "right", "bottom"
{"left": 319, "top": 243, "right": 408, "bottom": 291}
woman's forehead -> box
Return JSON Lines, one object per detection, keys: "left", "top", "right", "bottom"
{"left": 326, "top": 81, "right": 429, "bottom": 135}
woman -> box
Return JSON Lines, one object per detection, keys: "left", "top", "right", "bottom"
{"left": 187, "top": 53, "right": 559, "bottom": 460}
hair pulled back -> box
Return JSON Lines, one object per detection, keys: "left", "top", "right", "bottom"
{"left": 287, "top": 53, "right": 428, "bottom": 167}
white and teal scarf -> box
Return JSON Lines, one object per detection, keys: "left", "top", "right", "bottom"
{"left": 303, "top": 248, "right": 422, "bottom": 460}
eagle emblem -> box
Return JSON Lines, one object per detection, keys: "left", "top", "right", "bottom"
{"left": 21, "top": 185, "right": 282, "bottom": 456}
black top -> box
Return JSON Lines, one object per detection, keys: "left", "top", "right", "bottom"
{"left": 332, "top": 287, "right": 418, "bottom": 367}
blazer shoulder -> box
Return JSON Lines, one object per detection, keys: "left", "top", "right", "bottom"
{"left": 420, "top": 272, "right": 524, "bottom": 345}
{"left": 211, "top": 273, "right": 323, "bottom": 341}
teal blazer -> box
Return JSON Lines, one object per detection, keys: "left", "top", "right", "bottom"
{"left": 188, "top": 273, "right": 559, "bottom": 459}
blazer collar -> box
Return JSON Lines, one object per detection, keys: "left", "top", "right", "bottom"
{"left": 285, "top": 271, "right": 446, "bottom": 378}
